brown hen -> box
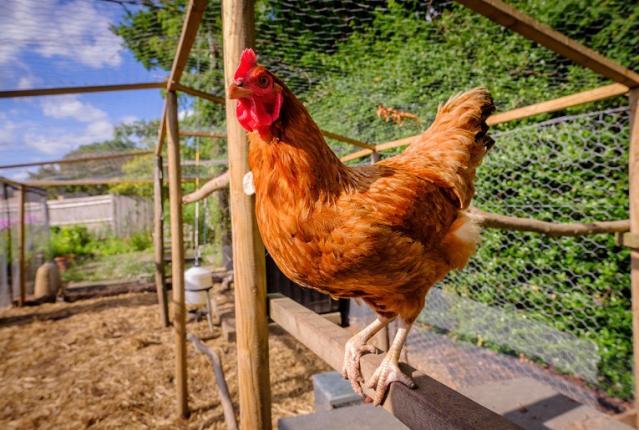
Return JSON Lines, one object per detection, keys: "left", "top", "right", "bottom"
{"left": 229, "top": 49, "right": 495, "bottom": 405}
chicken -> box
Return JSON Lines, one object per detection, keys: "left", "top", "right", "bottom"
{"left": 228, "top": 49, "right": 495, "bottom": 405}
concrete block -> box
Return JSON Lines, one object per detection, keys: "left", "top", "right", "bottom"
{"left": 312, "top": 371, "right": 362, "bottom": 411}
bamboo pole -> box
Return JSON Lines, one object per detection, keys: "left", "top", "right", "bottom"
{"left": 629, "top": 88, "right": 639, "bottom": 428}
{"left": 166, "top": 91, "right": 189, "bottom": 418}
{"left": 154, "top": 155, "right": 169, "bottom": 327}
{"left": 222, "top": 0, "right": 272, "bottom": 428}
{"left": 17, "top": 185, "right": 26, "bottom": 306}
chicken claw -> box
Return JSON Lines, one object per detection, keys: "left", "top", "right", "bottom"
{"left": 341, "top": 339, "right": 377, "bottom": 396}
{"left": 366, "top": 357, "right": 416, "bottom": 406}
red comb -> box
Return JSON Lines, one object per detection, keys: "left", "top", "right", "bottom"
{"left": 234, "top": 48, "right": 257, "bottom": 80}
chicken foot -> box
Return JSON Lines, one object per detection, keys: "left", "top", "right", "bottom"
{"left": 366, "top": 319, "right": 416, "bottom": 405}
{"left": 341, "top": 317, "right": 390, "bottom": 396}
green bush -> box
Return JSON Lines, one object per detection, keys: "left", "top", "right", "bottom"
{"left": 48, "top": 226, "right": 152, "bottom": 258}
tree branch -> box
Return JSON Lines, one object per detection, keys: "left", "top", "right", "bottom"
{"left": 468, "top": 207, "right": 630, "bottom": 237}
{"left": 182, "top": 171, "right": 229, "bottom": 204}
{"left": 187, "top": 334, "right": 237, "bottom": 430}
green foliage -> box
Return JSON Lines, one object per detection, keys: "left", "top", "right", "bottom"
{"left": 112, "top": 0, "right": 638, "bottom": 400}
{"left": 48, "top": 226, "right": 153, "bottom": 259}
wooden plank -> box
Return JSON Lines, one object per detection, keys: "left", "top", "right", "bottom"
{"left": 17, "top": 186, "right": 26, "bottom": 306}
{"left": 180, "top": 130, "right": 226, "bottom": 139}
{"left": 167, "top": 0, "right": 208, "bottom": 88}
{"left": 0, "top": 151, "right": 152, "bottom": 170}
{"left": 173, "top": 83, "right": 226, "bottom": 104}
{"left": 629, "top": 88, "right": 639, "bottom": 428}
{"left": 270, "top": 297, "right": 521, "bottom": 430}
{"left": 153, "top": 155, "right": 169, "bottom": 327}
{"left": 455, "top": 0, "right": 639, "bottom": 87}
{"left": 166, "top": 91, "right": 189, "bottom": 418}
{"left": 321, "top": 129, "right": 375, "bottom": 150}
{"left": 0, "top": 82, "right": 165, "bottom": 99}
{"left": 222, "top": 0, "right": 272, "bottom": 428}
{"left": 487, "top": 83, "right": 629, "bottom": 125}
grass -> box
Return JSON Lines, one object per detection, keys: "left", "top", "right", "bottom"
{"left": 62, "top": 250, "right": 155, "bottom": 284}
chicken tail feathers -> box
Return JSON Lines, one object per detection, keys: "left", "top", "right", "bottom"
{"left": 399, "top": 88, "right": 495, "bottom": 209}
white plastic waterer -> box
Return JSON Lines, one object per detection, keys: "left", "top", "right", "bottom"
{"left": 184, "top": 265, "right": 213, "bottom": 306}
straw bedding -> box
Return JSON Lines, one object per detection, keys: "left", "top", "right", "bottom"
{"left": 0, "top": 291, "right": 329, "bottom": 429}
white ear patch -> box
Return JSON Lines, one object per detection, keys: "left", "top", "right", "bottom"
{"left": 243, "top": 170, "right": 255, "bottom": 196}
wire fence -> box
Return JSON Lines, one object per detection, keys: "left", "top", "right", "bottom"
{"left": 0, "top": 182, "right": 49, "bottom": 308}
{"left": 352, "top": 106, "right": 631, "bottom": 407}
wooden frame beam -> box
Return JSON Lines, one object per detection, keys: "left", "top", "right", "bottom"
{"left": 321, "top": 129, "right": 375, "bottom": 151}
{"left": 166, "top": 91, "right": 189, "bottom": 418}
{"left": 22, "top": 177, "right": 202, "bottom": 187}
{"left": 180, "top": 130, "right": 226, "bottom": 139}
{"left": 340, "top": 82, "right": 631, "bottom": 162}
{"left": 629, "top": 88, "right": 639, "bottom": 428}
{"left": 0, "top": 82, "right": 165, "bottom": 99}
{"left": 17, "top": 185, "right": 26, "bottom": 306}
{"left": 166, "top": 0, "right": 208, "bottom": 89}
{"left": 0, "top": 151, "right": 152, "bottom": 170}
{"left": 153, "top": 155, "right": 169, "bottom": 327}
{"left": 270, "top": 297, "right": 520, "bottom": 430}
{"left": 222, "top": 0, "right": 272, "bottom": 428}
{"left": 487, "top": 83, "right": 629, "bottom": 126}
{"left": 455, "top": 0, "right": 639, "bottom": 87}
{"left": 173, "top": 83, "right": 225, "bottom": 104}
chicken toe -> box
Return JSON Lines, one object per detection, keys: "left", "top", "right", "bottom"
{"left": 341, "top": 341, "right": 377, "bottom": 395}
{"left": 366, "top": 357, "right": 416, "bottom": 405}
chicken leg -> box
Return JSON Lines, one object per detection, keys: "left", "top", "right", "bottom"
{"left": 341, "top": 317, "right": 390, "bottom": 396}
{"left": 366, "top": 319, "right": 415, "bottom": 405}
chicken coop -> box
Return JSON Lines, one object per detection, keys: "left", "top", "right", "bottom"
{"left": 0, "top": 0, "right": 638, "bottom": 429}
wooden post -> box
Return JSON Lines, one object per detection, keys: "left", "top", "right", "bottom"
{"left": 629, "top": 88, "right": 639, "bottom": 428}
{"left": 17, "top": 185, "right": 26, "bottom": 306}
{"left": 166, "top": 91, "right": 189, "bottom": 418}
{"left": 154, "top": 154, "right": 169, "bottom": 327}
{"left": 222, "top": 1, "right": 272, "bottom": 429}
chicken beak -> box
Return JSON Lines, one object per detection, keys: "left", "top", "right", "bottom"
{"left": 228, "top": 83, "right": 252, "bottom": 99}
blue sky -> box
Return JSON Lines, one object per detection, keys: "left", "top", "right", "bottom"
{"left": 0, "top": 0, "right": 170, "bottom": 180}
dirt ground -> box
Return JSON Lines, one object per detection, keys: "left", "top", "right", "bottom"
{"left": 0, "top": 291, "right": 330, "bottom": 429}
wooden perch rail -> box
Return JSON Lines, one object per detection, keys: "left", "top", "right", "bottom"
{"left": 270, "top": 297, "right": 520, "bottom": 430}
{"left": 183, "top": 171, "right": 230, "bottom": 204}
{"left": 468, "top": 208, "right": 630, "bottom": 236}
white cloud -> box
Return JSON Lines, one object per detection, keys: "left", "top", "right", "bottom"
{"left": 120, "top": 115, "right": 139, "bottom": 125}
{"left": 41, "top": 95, "right": 108, "bottom": 123}
{"left": 178, "top": 109, "right": 195, "bottom": 121}
{"left": 0, "top": 0, "right": 123, "bottom": 69}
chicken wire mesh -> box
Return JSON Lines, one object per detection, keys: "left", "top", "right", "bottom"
{"left": 350, "top": 105, "right": 631, "bottom": 408}
{"left": 0, "top": 0, "right": 636, "bottom": 408}
{"left": 0, "top": 183, "right": 49, "bottom": 308}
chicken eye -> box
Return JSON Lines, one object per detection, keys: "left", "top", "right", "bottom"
{"left": 257, "top": 75, "right": 270, "bottom": 88}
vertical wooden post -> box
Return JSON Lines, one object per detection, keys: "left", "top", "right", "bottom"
{"left": 17, "top": 185, "right": 26, "bottom": 306}
{"left": 222, "top": 1, "right": 272, "bottom": 429}
{"left": 629, "top": 88, "right": 639, "bottom": 428}
{"left": 154, "top": 154, "right": 169, "bottom": 327}
{"left": 166, "top": 91, "right": 189, "bottom": 418}
{"left": 371, "top": 151, "right": 381, "bottom": 164}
